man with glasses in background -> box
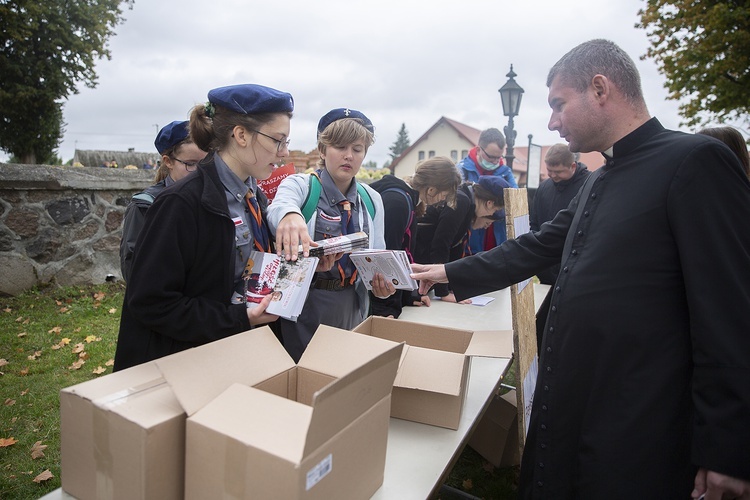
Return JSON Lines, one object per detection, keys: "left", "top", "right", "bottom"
{"left": 457, "top": 127, "right": 518, "bottom": 252}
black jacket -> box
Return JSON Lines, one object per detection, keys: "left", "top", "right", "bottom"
{"left": 114, "top": 154, "right": 258, "bottom": 370}
{"left": 529, "top": 163, "right": 590, "bottom": 284}
{"left": 446, "top": 119, "right": 750, "bottom": 496}
{"left": 368, "top": 175, "right": 421, "bottom": 317}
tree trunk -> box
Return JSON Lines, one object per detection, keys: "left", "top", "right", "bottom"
{"left": 19, "top": 152, "right": 37, "bottom": 164}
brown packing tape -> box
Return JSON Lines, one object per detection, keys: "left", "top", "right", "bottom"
{"left": 225, "top": 435, "right": 248, "bottom": 498}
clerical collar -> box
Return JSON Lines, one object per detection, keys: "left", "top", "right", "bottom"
{"left": 608, "top": 117, "right": 664, "bottom": 160}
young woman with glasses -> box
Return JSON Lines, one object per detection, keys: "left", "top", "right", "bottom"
{"left": 114, "top": 84, "right": 294, "bottom": 371}
{"left": 119, "top": 120, "right": 207, "bottom": 282}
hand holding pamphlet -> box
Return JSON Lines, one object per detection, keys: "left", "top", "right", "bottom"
{"left": 349, "top": 249, "right": 418, "bottom": 291}
{"left": 305, "top": 231, "right": 369, "bottom": 257}
{"left": 231, "top": 250, "right": 318, "bottom": 322}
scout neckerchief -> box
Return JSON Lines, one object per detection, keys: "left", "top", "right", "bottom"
{"left": 314, "top": 170, "right": 358, "bottom": 287}
{"left": 245, "top": 190, "right": 271, "bottom": 253}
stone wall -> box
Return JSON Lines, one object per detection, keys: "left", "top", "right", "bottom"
{"left": 0, "top": 163, "right": 154, "bottom": 295}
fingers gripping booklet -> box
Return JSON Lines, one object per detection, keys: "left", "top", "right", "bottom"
{"left": 305, "top": 231, "right": 369, "bottom": 257}
{"left": 349, "top": 249, "right": 418, "bottom": 291}
{"left": 231, "top": 251, "right": 319, "bottom": 322}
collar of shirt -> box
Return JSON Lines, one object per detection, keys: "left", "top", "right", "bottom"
{"left": 607, "top": 117, "right": 663, "bottom": 161}
{"left": 318, "top": 168, "right": 358, "bottom": 208}
{"left": 215, "top": 154, "right": 259, "bottom": 202}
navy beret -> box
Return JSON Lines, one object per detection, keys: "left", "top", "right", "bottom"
{"left": 154, "top": 121, "right": 189, "bottom": 154}
{"left": 317, "top": 108, "right": 374, "bottom": 135}
{"left": 477, "top": 176, "right": 510, "bottom": 198}
{"left": 207, "top": 84, "right": 294, "bottom": 115}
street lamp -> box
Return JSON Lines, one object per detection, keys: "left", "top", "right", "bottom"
{"left": 498, "top": 65, "right": 524, "bottom": 173}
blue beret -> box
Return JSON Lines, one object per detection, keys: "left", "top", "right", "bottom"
{"left": 207, "top": 84, "right": 294, "bottom": 115}
{"left": 317, "top": 108, "right": 374, "bottom": 135}
{"left": 477, "top": 176, "right": 510, "bottom": 198}
{"left": 154, "top": 121, "right": 189, "bottom": 154}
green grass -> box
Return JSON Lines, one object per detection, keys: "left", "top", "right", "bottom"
{"left": 0, "top": 282, "right": 519, "bottom": 500}
{"left": 0, "top": 283, "right": 125, "bottom": 499}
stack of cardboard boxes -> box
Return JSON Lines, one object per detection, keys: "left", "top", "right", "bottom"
{"left": 60, "top": 319, "right": 517, "bottom": 498}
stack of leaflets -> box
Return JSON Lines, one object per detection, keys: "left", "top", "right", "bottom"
{"left": 231, "top": 250, "right": 319, "bottom": 322}
{"left": 306, "top": 231, "right": 369, "bottom": 257}
{"left": 349, "top": 249, "right": 418, "bottom": 291}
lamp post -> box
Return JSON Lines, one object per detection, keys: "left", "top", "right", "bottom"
{"left": 498, "top": 65, "right": 524, "bottom": 175}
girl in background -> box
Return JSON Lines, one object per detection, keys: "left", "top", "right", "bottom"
{"left": 369, "top": 156, "right": 461, "bottom": 317}
{"left": 119, "top": 121, "right": 206, "bottom": 282}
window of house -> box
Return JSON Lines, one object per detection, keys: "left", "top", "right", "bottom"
{"left": 428, "top": 151, "right": 435, "bottom": 158}
{"left": 461, "top": 150, "right": 468, "bottom": 159}
{"left": 418, "top": 151, "right": 425, "bottom": 161}
{"left": 450, "top": 150, "right": 458, "bottom": 161}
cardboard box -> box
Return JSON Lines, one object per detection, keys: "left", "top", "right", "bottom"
{"left": 353, "top": 316, "right": 513, "bottom": 429}
{"left": 468, "top": 389, "right": 520, "bottom": 468}
{"left": 156, "top": 325, "right": 403, "bottom": 500}
{"left": 60, "top": 360, "right": 186, "bottom": 500}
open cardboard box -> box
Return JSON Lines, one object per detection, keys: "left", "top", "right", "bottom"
{"left": 60, "top": 359, "right": 185, "bottom": 500}
{"left": 468, "top": 389, "right": 520, "bottom": 468}
{"left": 156, "top": 324, "right": 403, "bottom": 500}
{"left": 353, "top": 316, "right": 513, "bottom": 429}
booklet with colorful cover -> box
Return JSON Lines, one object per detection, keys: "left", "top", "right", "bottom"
{"left": 306, "top": 231, "right": 369, "bottom": 257}
{"left": 349, "top": 249, "right": 418, "bottom": 291}
{"left": 231, "top": 251, "right": 318, "bottom": 322}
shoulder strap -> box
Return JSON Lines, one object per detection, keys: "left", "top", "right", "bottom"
{"left": 357, "top": 183, "right": 376, "bottom": 219}
{"left": 132, "top": 192, "right": 155, "bottom": 204}
{"left": 301, "top": 174, "right": 322, "bottom": 222}
{"left": 381, "top": 187, "right": 413, "bottom": 213}
{"left": 302, "top": 172, "right": 376, "bottom": 222}
{"left": 561, "top": 168, "right": 602, "bottom": 264}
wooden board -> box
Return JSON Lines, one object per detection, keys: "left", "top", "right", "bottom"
{"left": 503, "top": 188, "right": 538, "bottom": 452}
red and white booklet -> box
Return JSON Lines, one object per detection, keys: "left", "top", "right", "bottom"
{"left": 231, "top": 250, "right": 318, "bottom": 322}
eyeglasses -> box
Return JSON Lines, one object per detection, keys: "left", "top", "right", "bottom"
{"left": 252, "top": 129, "right": 291, "bottom": 153}
{"left": 480, "top": 147, "right": 503, "bottom": 163}
{"left": 171, "top": 157, "right": 199, "bottom": 171}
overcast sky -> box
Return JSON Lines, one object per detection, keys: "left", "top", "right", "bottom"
{"left": 4, "top": 0, "right": 694, "bottom": 166}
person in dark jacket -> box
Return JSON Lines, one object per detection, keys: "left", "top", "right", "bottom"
{"left": 119, "top": 120, "right": 207, "bottom": 282}
{"left": 412, "top": 39, "right": 750, "bottom": 498}
{"left": 113, "top": 84, "right": 294, "bottom": 371}
{"left": 369, "top": 156, "right": 460, "bottom": 318}
{"left": 529, "top": 143, "right": 590, "bottom": 352}
{"left": 413, "top": 176, "right": 508, "bottom": 303}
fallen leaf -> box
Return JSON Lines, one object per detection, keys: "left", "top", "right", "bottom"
{"left": 105, "top": 359, "right": 114, "bottom": 367}
{"left": 3, "top": 307, "right": 11, "bottom": 313}
{"left": 27, "top": 351, "right": 42, "bottom": 361}
{"left": 15, "top": 316, "right": 24, "bottom": 322}
{"left": 60, "top": 338, "right": 71, "bottom": 345}
{"left": 92, "top": 366, "right": 106, "bottom": 375}
{"left": 0, "top": 359, "right": 7, "bottom": 367}
{"left": 462, "top": 478, "right": 473, "bottom": 490}
{"left": 23, "top": 318, "right": 29, "bottom": 324}
{"left": 84, "top": 335, "right": 98, "bottom": 343}
{"left": 108, "top": 308, "right": 117, "bottom": 314}
{"left": 0, "top": 437, "right": 18, "bottom": 447}
{"left": 4, "top": 399, "right": 15, "bottom": 406}
{"left": 20, "top": 388, "right": 29, "bottom": 396}
{"left": 93, "top": 292, "right": 105, "bottom": 301}
{"left": 48, "top": 326, "right": 62, "bottom": 334}
{"left": 69, "top": 359, "right": 85, "bottom": 370}
{"left": 78, "top": 351, "right": 90, "bottom": 361}
{"left": 73, "top": 327, "right": 81, "bottom": 333}
{"left": 30, "top": 441, "right": 47, "bottom": 459}
{"left": 17, "top": 332, "right": 27, "bottom": 338}
{"left": 482, "top": 461, "right": 495, "bottom": 472}
{"left": 19, "top": 367, "right": 29, "bottom": 376}
{"left": 50, "top": 344, "right": 62, "bottom": 350}
{"left": 59, "top": 306, "right": 69, "bottom": 313}
{"left": 55, "top": 300, "right": 62, "bottom": 306}
{"left": 72, "top": 343, "right": 85, "bottom": 354}
{"left": 33, "top": 469, "right": 53, "bottom": 483}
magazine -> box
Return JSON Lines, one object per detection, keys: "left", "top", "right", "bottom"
{"left": 349, "top": 249, "right": 418, "bottom": 291}
{"left": 231, "top": 250, "right": 318, "bottom": 322}
{"left": 306, "top": 231, "right": 369, "bottom": 257}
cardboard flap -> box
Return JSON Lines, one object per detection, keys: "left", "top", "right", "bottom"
{"left": 156, "top": 327, "right": 294, "bottom": 416}
{"left": 465, "top": 329, "right": 514, "bottom": 358}
{"left": 354, "top": 316, "right": 474, "bottom": 354}
{"left": 192, "top": 383, "right": 312, "bottom": 464}
{"left": 302, "top": 340, "right": 403, "bottom": 456}
{"left": 298, "top": 324, "right": 403, "bottom": 377}
{"left": 63, "top": 361, "right": 163, "bottom": 401}
{"left": 394, "top": 346, "right": 465, "bottom": 396}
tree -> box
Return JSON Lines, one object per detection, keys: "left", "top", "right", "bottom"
{"left": 637, "top": 0, "right": 750, "bottom": 128}
{"left": 0, "top": 0, "right": 133, "bottom": 164}
{"left": 388, "top": 123, "right": 411, "bottom": 161}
